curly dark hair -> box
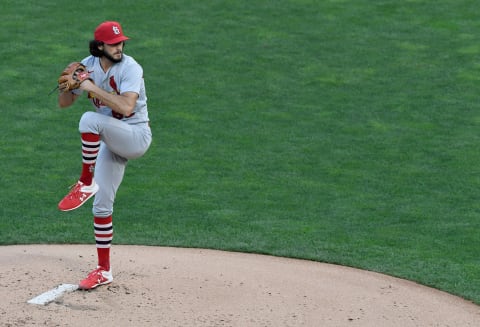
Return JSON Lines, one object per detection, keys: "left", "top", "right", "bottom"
{"left": 89, "top": 40, "right": 104, "bottom": 57}
{"left": 89, "top": 40, "right": 126, "bottom": 58}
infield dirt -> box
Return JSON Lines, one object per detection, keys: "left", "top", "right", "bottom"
{"left": 1, "top": 244, "right": 479, "bottom": 326}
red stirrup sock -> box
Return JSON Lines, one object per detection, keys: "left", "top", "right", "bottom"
{"left": 80, "top": 133, "right": 100, "bottom": 186}
{"left": 94, "top": 216, "right": 113, "bottom": 271}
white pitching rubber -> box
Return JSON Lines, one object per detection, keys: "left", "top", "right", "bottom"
{"left": 27, "top": 283, "right": 78, "bottom": 305}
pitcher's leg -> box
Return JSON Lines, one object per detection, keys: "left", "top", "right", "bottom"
{"left": 92, "top": 144, "right": 127, "bottom": 218}
{"left": 80, "top": 144, "right": 127, "bottom": 289}
{"left": 79, "top": 111, "right": 151, "bottom": 160}
{"left": 78, "top": 214, "right": 114, "bottom": 290}
{"left": 58, "top": 113, "right": 104, "bottom": 211}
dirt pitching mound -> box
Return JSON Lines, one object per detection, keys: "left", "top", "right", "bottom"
{"left": 1, "top": 244, "right": 479, "bottom": 326}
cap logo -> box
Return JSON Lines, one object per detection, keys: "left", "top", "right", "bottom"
{"left": 112, "top": 26, "right": 120, "bottom": 35}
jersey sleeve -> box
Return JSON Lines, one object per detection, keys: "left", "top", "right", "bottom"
{"left": 119, "top": 61, "right": 143, "bottom": 95}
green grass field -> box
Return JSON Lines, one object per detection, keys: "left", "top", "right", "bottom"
{"left": 1, "top": 0, "right": 479, "bottom": 304}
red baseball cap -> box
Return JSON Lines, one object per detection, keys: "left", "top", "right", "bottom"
{"left": 94, "top": 21, "right": 130, "bottom": 44}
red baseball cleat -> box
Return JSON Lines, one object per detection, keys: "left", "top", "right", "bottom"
{"left": 58, "top": 180, "right": 99, "bottom": 211}
{"left": 78, "top": 267, "right": 113, "bottom": 290}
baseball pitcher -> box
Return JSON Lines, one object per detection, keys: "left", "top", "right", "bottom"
{"left": 56, "top": 21, "right": 152, "bottom": 290}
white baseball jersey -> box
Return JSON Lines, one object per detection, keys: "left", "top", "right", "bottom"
{"left": 75, "top": 54, "right": 149, "bottom": 125}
